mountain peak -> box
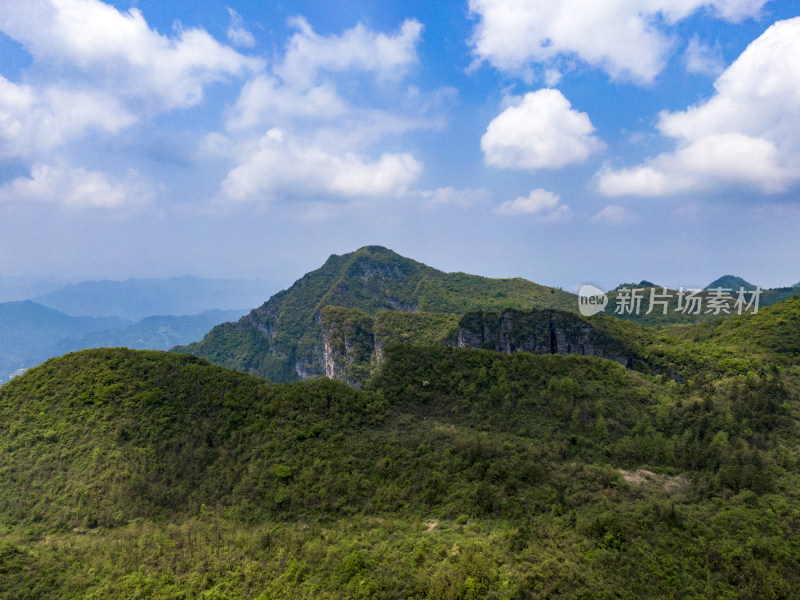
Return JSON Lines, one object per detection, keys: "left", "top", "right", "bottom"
{"left": 705, "top": 275, "right": 756, "bottom": 291}
{"left": 175, "top": 246, "right": 576, "bottom": 382}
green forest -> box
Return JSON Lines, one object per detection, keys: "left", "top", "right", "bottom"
{"left": 2, "top": 248, "right": 800, "bottom": 597}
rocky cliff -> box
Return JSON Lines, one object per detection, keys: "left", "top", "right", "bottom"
{"left": 174, "top": 246, "right": 577, "bottom": 382}
{"left": 318, "top": 306, "right": 674, "bottom": 386}
{"left": 452, "top": 308, "right": 636, "bottom": 366}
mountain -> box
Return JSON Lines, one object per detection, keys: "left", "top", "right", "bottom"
{"left": 317, "top": 304, "right": 690, "bottom": 387}
{"left": 174, "top": 245, "right": 578, "bottom": 382}
{"left": 2, "top": 317, "right": 799, "bottom": 597}
{"left": 705, "top": 274, "right": 756, "bottom": 290}
{"left": 320, "top": 296, "right": 800, "bottom": 387}
{"left": 0, "top": 276, "right": 66, "bottom": 302}
{"left": 701, "top": 275, "right": 799, "bottom": 310}
{"left": 603, "top": 281, "right": 786, "bottom": 327}
{"left": 0, "top": 300, "right": 130, "bottom": 379}
{"left": 35, "top": 276, "right": 280, "bottom": 321}
{"left": 52, "top": 309, "right": 247, "bottom": 354}
{"left": 708, "top": 295, "right": 800, "bottom": 358}
{"left": 0, "top": 302, "right": 246, "bottom": 380}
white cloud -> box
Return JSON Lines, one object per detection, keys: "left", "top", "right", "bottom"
{"left": 591, "top": 205, "right": 633, "bottom": 224}
{"left": 0, "top": 164, "right": 153, "bottom": 209}
{"left": 0, "top": 0, "right": 262, "bottom": 115}
{"left": 468, "top": 0, "right": 768, "bottom": 83}
{"left": 216, "top": 17, "right": 439, "bottom": 205}
{"left": 494, "top": 188, "right": 570, "bottom": 221}
{"left": 227, "top": 75, "right": 349, "bottom": 130}
{"left": 226, "top": 17, "right": 428, "bottom": 131}
{"left": 0, "top": 75, "right": 135, "bottom": 157}
{"left": 226, "top": 8, "right": 256, "bottom": 48}
{"left": 226, "top": 74, "right": 444, "bottom": 147}
{"left": 684, "top": 36, "right": 725, "bottom": 76}
{"left": 220, "top": 129, "right": 422, "bottom": 201}
{"left": 482, "top": 89, "right": 603, "bottom": 170}
{"left": 418, "top": 187, "right": 489, "bottom": 209}
{"left": 276, "top": 17, "right": 423, "bottom": 88}
{"left": 598, "top": 18, "right": 800, "bottom": 196}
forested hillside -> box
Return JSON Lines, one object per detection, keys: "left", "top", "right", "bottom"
{"left": 176, "top": 246, "right": 577, "bottom": 382}
{"left": 2, "top": 288, "right": 800, "bottom": 600}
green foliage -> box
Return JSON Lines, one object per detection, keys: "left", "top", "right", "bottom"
{"left": 175, "top": 246, "right": 576, "bottom": 382}
{"left": 373, "top": 310, "right": 459, "bottom": 348}
{"left": 710, "top": 297, "right": 800, "bottom": 359}
{"left": 320, "top": 306, "right": 377, "bottom": 387}
{"left": 2, "top": 286, "right": 800, "bottom": 600}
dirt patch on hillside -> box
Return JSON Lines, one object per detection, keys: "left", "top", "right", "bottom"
{"left": 618, "top": 468, "right": 688, "bottom": 492}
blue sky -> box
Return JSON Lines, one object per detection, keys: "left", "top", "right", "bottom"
{"left": 1, "top": 0, "right": 799, "bottom": 292}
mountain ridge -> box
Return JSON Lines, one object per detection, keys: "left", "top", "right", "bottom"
{"left": 0, "top": 300, "right": 131, "bottom": 380}
{"left": 174, "top": 245, "right": 578, "bottom": 381}
{"left": 34, "top": 275, "right": 281, "bottom": 321}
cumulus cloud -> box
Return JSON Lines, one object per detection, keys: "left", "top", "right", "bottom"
{"left": 220, "top": 129, "right": 422, "bottom": 201}
{"left": 591, "top": 205, "right": 633, "bottom": 224}
{"left": 226, "top": 17, "right": 426, "bottom": 131}
{"left": 1, "top": 2, "right": 431, "bottom": 209}
{"left": 217, "top": 17, "right": 435, "bottom": 206}
{"left": 0, "top": 0, "right": 262, "bottom": 116}
{"left": 468, "top": 0, "right": 768, "bottom": 83}
{"left": 0, "top": 75, "right": 134, "bottom": 157}
{"left": 598, "top": 18, "right": 800, "bottom": 196}
{"left": 226, "top": 75, "right": 349, "bottom": 130}
{"left": 276, "top": 17, "right": 423, "bottom": 88}
{"left": 482, "top": 89, "right": 603, "bottom": 170}
{"left": 226, "top": 7, "right": 256, "bottom": 48}
{"left": 684, "top": 36, "right": 725, "bottom": 76}
{"left": 0, "top": 164, "right": 153, "bottom": 209}
{"left": 494, "top": 188, "right": 570, "bottom": 221}
{"left": 418, "top": 187, "right": 489, "bottom": 209}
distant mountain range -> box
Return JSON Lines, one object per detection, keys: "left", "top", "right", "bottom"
{"left": 51, "top": 309, "right": 247, "bottom": 355}
{"left": 34, "top": 276, "right": 282, "bottom": 321}
{"left": 0, "top": 300, "right": 246, "bottom": 381}
{"left": 0, "top": 276, "right": 67, "bottom": 303}
{"left": 0, "top": 275, "right": 279, "bottom": 380}
{"left": 0, "top": 301, "right": 130, "bottom": 379}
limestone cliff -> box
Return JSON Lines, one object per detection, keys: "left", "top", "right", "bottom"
{"left": 319, "top": 306, "right": 376, "bottom": 387}
{"left": 174, "top": 245, "right": 579, "bottom": 382}
{"left": 452, "top": 308, "right": 635, "bottom": 366}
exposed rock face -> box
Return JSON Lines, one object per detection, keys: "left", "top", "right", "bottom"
{"left": 452, "top": 309, "right": 636, "bottom": 367}
{"left": 174, "top": 246, "right": 580, "bottom": 382}
{"left": 247, "top": 309, "right": 277, "bottom": 338}
{"left": 319, "top": 306, "right": 375, "bottom": 387}
{"left": 317, "top": 305, "right": 688, "bottom": 387}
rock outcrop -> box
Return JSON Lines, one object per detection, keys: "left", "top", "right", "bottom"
{"left": 452, "top": 308, "right": 636, "bottom": 366}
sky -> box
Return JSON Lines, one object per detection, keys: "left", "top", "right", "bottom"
{"left": 1, "top": 0, "right": 799, "bottom": 292}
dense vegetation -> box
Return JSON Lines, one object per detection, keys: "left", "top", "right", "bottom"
{"left": 175, "top": 247, "right": 800, "bottom": 387}
{"left": 2, "top": 287, "right": 800, "bottom": 598}
{"left": 175, "top": 246, "right": 577, "bottom": 382}
{"left": 4, "top": 247, "right": 800, "bottom": 597}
